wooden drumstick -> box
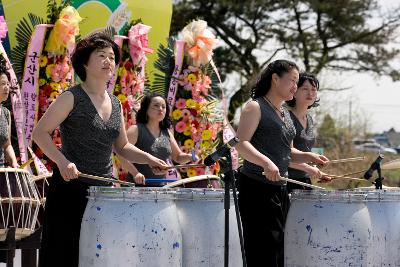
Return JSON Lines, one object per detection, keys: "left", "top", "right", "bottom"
{"left": 167, "top": 163, "right": 206, "bottom": 169}
{"left": 261, "top": 172, "right": 326, "bottom": 190}
{"left": 79, "top": 173, "right": 136, "bottom": 187}
{"left": 19, "top": 158, "right": 34, "bottom": 169}
{"left": 328, "top": 156, "right": 366, "bottom": 164}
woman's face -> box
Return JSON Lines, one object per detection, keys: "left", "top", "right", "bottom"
{"left": 293, "top": 79, "right": 318, "bottom": 108}
{"left": 0, "top": 74, "right": 10, "bottom": 102}
{"left": 85, "top": 47, "right": 116, "bottom": 82}
{"left": 147, "top": 96, "right": 167, "bottom": 123}
{"left": 274, "top": 68, "right": 299, "bottom": 101}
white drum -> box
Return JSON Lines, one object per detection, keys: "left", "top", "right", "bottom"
{"left": 79, "top": 187, "right": 182, "bottom": 267}
{"left": 174, "top": 188, "right": 243, "bottom": 267}
{"left": 285, "top": 190, "right": 400, "bottom": 266}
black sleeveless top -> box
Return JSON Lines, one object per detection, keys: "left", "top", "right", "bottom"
{"left": 241, "top": 97, "right": 296, "bottom": 185}
{"left": 60, "top": 85, "right": 121, "bottom": 181}
{"left": 0, "top": 105, "right": 10, "bottom": 166}
{"left": 133, "top": 123, "right": 172, "bottom": 179}
{"left": 288, "top": 111, "right": 315, "bottom": 179}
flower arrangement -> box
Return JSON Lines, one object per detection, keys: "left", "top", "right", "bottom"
{"left": 113, "top": 21, "right": 152, "bottom": 127}
{"left": 34, "top": 4, "right": 81, "bottom": 170}
{"left": 170, "top": 20, "right": 224, "bottom": 178}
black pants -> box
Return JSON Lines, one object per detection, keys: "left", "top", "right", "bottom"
{"left": 238, "top": 173, "right": 290, "bottom": 267}
{"left": 39, "top": 167, "right": 89, "bottom": 267}
{"left": 286, "top": 177, "right": 312, "bottom": 193}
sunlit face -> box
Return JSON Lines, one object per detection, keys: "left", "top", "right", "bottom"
{"left": 0, "top": 74, "right": 10, "bottom": 102}
{"left": 85, "top": 47, "right": 116, "bottom": 81}
{"left": 274, "top": 68, "right": 299, "bottom": 101}
{"left": 147, "top": 96, "right": 167, "bottom": 122}
{"left": 293, "top": 79, "right": 318, "bottom": 108}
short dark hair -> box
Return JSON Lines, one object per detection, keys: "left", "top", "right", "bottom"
{"left": 71, "top": 32, "right": 120, "bottom": 81}
{"left": 251, "top": 59, "right": 299, "bottom": 99}
{"left": 136, "top": 93, "right": 171, "bottom": 129}
{"left": 286, "top": 72, "right": 320, "bottom": 109}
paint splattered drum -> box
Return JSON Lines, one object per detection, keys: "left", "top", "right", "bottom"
{"left": 0, "top": 167, "right": 41, "bottom": 241}
{"left": 285, "top": 189, "right": 400, "bottom": 267}
{"left": 79, "top": 187, "right": 243, "bottom": 267}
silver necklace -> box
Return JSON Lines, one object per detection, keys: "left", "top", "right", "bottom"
{"left": 263, "top": 96, "right": 284, "bottom": 119}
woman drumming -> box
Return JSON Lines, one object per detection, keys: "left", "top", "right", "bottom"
{"left": 32, "top": 33, "right": 168, "bottom": 267}
{"left": 120, "top": 93, "right": 193, "bottom": 185}
{"left": 236, "top": 60, "right": 329, "bottom": 267}
{"left": 286, "top": 72, "right": 331, "bottom": 192}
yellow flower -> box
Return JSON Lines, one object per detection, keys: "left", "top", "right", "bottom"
{"left": 45, "top": 64, "right": 54, "bottom": 78}
{"left": 183, "top": 126, "right": 192, "bottom": 136}
{"left": 39, "top": 79, "right": 46, "bottom": 87}
{"left": 187, "top": 73, "right": 197, "bottom": 83}
{"left": 39, "top": 56, "right": 48, "bottom": 67}
{"left": 186, "top": 99, "right": 196, "bottom": 108}
{"left": 184, "top": 139, "right": 195, "bottom": 149}
{"left": 201, "top": 129, "right": 212, "bottom": 141}
{"left": 200, "top": 141, "right": 211, "bottom": 149}
{"left": 172, "top": 109, "right": 182, "bottom": 120}
{"left": 187, "top": 168, "right": 197, "bottom": 177}
{"left": 50, "top": 91, "right": 59, "bottom": 99}
{"left": 118, "top": 94, "right": 127, "bottom": 103}
{"left": 50, "top": 82, "right": 60, "bottom": 91}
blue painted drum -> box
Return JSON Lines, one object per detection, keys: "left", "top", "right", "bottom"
{"left": 79, "top": 187, "right": 182, "bottom": 267}
{"left": 174, "top": 188, "right": 243, "bottom": 267}
{"left": 284, "top": 189, "right": 400, "bottom": 266}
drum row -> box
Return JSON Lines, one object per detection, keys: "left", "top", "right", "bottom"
{"left": 79, "top": 187, "right": 243, "bottom": 267}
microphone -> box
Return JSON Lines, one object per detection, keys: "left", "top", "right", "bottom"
{"left": 204, "top": 137, "right": 240, "bottom": 166}
{"left": 363, "top": 154, "right": 384, "bottom": 180}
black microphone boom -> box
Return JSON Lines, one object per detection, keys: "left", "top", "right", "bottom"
{"left": 363, "top": 154, "right": 384, "bottom": 180}
{"left": 204, "top": 137, "right": 240, "bottom": 166}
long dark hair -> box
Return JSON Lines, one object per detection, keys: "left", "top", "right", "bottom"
{"left": 251, "top": 59, "right": 299, "bottom": 99}
{"left": 286, "top": 72, "right": 320, "bottom": 109}
{"left": 136, "top": 93, "right": 171, "bottom": 129}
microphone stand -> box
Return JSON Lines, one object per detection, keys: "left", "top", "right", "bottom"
{"left": 219, "top": 150, "right": 247, "bottom": 267}
{"left": 374, "top": 163, "right": 383, "bottom": 190}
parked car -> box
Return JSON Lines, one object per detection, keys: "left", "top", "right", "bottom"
{"left": 355, "top": 143, "right": 397, "bottom": 154}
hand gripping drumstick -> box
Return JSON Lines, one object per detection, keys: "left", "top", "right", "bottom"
{"left": 261, "top": 172, "right": 326, "bottom": 190}
{"left": 79, "top": 173, "right": 136, "bottom": 187}
{"left": 166, "top": 163, "right": 206, "bottom": 169}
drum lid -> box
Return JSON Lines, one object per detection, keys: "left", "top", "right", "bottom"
{"left": 174, "top": 188, "right": 236, "bottom": 201}
{"left": 291, "top": 189, "right": 400, "bottom": 202}
{"left": 87, "top": 186, "right": 176, "bottom": 201}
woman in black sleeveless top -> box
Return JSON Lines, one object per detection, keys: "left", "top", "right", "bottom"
{"left": 119, "top": 93, "right": 193, "bottom": 186}
{"left": 32, "top": 33, "right": 168, "bottom": 267}
{"left": 286, "top": 72, "right": 331, "bottom": 192}
{"left": 236, "top": 60, "right": 329, "bottom": 267}
{"left": 0, "top": 65, "right": 18, "bottom": 169}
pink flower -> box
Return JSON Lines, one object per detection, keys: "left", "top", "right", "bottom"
{"left": 176, "top": 98, "right": 187, "bottom": 109}
{"left": 182, "top": 109, "right": 191, "bottom": 118}
{"left": 175, "top": 121, "right": 187, "bottom": 133}
{"left": 0, "top": 16, "right": 8, "bottom": 40}
{"left": 196, "top": 167, "right": 205, "bottom": 175}
{"left": 192, "top": 132, "right": 201, "bottom": 142}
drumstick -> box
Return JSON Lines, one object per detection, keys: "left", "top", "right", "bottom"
{"left": 261, "top": 172, "right": 325, "bottom": 190}
{"left": 321, "top": 173, "right": 368, "bottom": 182}
{"left": 328, "top": 156, "right": 366, "bottom": 164}
{"left": 19, "top": 158, "right": 34, "bottom": 169}
{"left": 79, "top": 173, "right": 136, "bottom": 187}
{"left": 282, "top": 177, "right": 326, "bottom": 190}
{"left": 167, "top": 163, "right": 206, "bottom": 169}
